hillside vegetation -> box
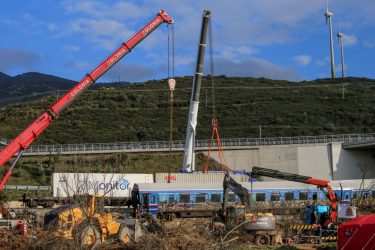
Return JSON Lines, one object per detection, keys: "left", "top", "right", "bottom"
{"left": 1, "top": 76, "right": 375, "bottom": 187}
{"left": 1, "top": 76, "right": 374, "bottom": 145}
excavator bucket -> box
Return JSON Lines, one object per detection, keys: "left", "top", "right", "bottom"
{"left": 133, "top": 219, "right": 144, "bottom": 242}
{"left": 120, "top": 218, "right": 144, "bottom": 243}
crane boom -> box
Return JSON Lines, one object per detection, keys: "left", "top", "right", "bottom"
{"left": 182, "top": 10, "right": 211, "bottom": 172}
{"left": 0, "top": 10, "right": 173, "bottom": 188}
{"left": 251, "top": 166, "right": 337, "bottom": 225}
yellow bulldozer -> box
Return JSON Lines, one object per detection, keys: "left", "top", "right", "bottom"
{"left": 44, "top": 194, "right": 142, "bottom": 248}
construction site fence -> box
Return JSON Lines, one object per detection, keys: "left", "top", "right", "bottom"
{"left": 1, "top": 133, "right": 374, "bottom": 156}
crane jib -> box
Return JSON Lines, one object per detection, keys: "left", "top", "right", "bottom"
{"left": 0, "top": 10, "right": 174, "bottom": 188}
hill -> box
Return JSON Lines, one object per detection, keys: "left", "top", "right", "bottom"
{"left": 0, "top": 72, "right": 11, "bottom": 86}
{"left": 0, "top": 72, "right": 77, "bottom": 106}
{"left": 0, "top": 75, "right": 375, "bottom": 144}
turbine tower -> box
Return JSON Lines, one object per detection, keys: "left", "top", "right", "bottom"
{"left": 325, "top": 1, "right": 335, "bottom": 78}
{"left": 337, "top": 28, "right": 345, "bottom": 78}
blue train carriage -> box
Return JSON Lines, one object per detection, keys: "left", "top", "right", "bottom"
{"left": 136, "top": 179, "right": 375, "bottom": 218}
{"left": 137, "top": 181, "right": 325, "bottom": 218}
{"left": 137, "top": 182, "right": 224, "bottom": 219}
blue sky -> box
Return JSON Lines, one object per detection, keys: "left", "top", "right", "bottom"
{"left": 0, "top": 0, "right": 374, "bottom": 82}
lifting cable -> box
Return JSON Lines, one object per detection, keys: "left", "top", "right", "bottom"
{"left": 167, "top": 24, "right": 175, "bottom": 182}
{"left": 204, "top": 17, "right": 230, "bottom": 174}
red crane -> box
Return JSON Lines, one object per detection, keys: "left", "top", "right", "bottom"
{"left": 0, "top": 10, "right": 173, "bottom": 189}
{"left": 251, "top": 167, "right": 338, "bottom": 226}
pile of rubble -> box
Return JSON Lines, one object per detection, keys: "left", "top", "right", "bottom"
{"left": 128, "top": 218, "right": 220, "bottom": 250}
{"left": 0, "top": 228, "right": 30, "bottom": 250}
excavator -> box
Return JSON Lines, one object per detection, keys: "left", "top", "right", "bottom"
{"left": 216, "top": 166, "right": 339, "bottom": 245}
{"left": 250, "top": 166, "right": 338, "bottom": 227}
{"left": 216, "top": 173, "right": 281, "bottom": 246}
{"left": 44, "top": 194, "right": 143, "bottom": 248}
{"left": 0, "top": 10, "right": 173, "bottom": 189}
{"left": 250, "top": 166, "right": 338, "bottom": 243}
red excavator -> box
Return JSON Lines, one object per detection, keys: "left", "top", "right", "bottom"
{"left": 250, "top": 167, "right": 338, "bottom": 243}
{"left": 0, "top": 10, "right": 174, "bottom": 189}
{"left": 250, "top": 166, "right": 338, "bottom": 227}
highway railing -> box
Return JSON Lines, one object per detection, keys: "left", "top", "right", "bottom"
{"left": 2, "top": 185, "right": 51, "bottom": 191}
{"left": 1, "top": 133, "right": 373, "bottom": 156}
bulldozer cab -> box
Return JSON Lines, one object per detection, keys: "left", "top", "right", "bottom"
{"left": 75, "top": 194, "right": 104, "bottom": 216}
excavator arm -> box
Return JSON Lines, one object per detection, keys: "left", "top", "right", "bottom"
{"left": 0, "top": 10, "right": 173, "bottom": 189}
{"left": 222, "top": 173, "right": 251, "bottom": 217}
{"left": 251, "top": 167, "right": 338, "bottom": 225}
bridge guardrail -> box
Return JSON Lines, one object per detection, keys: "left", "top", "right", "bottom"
{"left": 1, "top": 133, "right": 375, "bottom": 155}
{"left": 3, "top": 185, "right": 51, "bottom": 191}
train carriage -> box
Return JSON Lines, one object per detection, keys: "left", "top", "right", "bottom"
{"left": 137, "top": 179, "right": 375, "bottom": 216}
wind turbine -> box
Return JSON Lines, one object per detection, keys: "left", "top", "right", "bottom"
{"left": 325, "top": 0, "right": 335, "bottom": 79}
{"left": 337, "top": 27, "right": 345, "bottom": 78}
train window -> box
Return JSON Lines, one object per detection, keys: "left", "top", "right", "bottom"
{"left": 285, "top": 192, "right": 294, "bottom": 201}
{"left": 228, "top": 193, "right": 236, "bottom": 202}
{"left": 169, "top": 195, "right": 175, "bottom": 203}
{"left": 270, "top": 192, "right": 280, "bottom": 201}
{"left": 353, "top": 192, "right": 358, "bottom": 199}
{"left": 180, "top": 194, "right": 190, "bottom": 203}
{"left": 299, "top": 192, "right": 308, "bottom": 200}
{"left": 158, "top": 194, "right": 167, "bottom": 203}
{"left": 345, "top": 193, "right": 350, "bottom": 200}
{"left": 196, "top": 193, "right": 206, "bottom": 203}
{"left": 150, "top": 195, "right": 156, "bottom": 204}
{"left": 256, "top": 193, "right": 266, "bottom": 201}
{"left": 334, "top": 192, "right": 342, "bottom": 200}
{"left": 312, "top": 192, "right": 317, "bottom": 200}
{"left": 211, "top": 194, "right": 221, "bottom": 202}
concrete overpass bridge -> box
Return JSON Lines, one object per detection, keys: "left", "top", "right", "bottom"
{"left": 1, "top": 133, "right": 375, "bottom": 181}
{"left": 1, "top": 133, "right": 373, "bottom": 156}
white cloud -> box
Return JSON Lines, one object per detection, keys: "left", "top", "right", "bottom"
{"left": 61, "top": 18, "right": 133, "bottom": 50}
{"left": 213, "top": 57, "right": 301, "bottom": 81}
{"left": 219, "top": 46, "right": 257, "bottom": 62}
{"left": 64, "top": 45, "right": 80, "bottom": 52}
{"left": 47, "top": 23, "right": 57, "bottom": 31}
{"left": 342, "top": 34, "right": 358, "bottom": 46}
{"left": 62, "top": 1, "right": 148, "bottom": 20}
{"left": 315, "top": 56, "right": 330, "bottom": 66}
{"left": 292, "top": 55, "right": 312, "bottom": 66}
{"left": 0, "top": 46, "right": 39, "bottom": 71}
{"left": 102, "top": 62, "right": 155, "bottom": 82}
{"left": 364, "top": 40, "right": 375, "bottom": 48}
{"left": 64, "top": 59, "right": 90, "bottom": 71}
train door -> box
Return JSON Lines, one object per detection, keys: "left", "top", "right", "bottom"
{"left": 142, "top": 193, "right": 149, "bottom": 212}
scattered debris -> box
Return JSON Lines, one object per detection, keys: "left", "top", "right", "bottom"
{"left": 127, "top": 218, "right": 219, "bottom": 250}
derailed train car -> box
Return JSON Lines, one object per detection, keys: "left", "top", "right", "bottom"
{"left": 23, "top": 173, "right": 374, "bottom": 209}
{"left": 137, "top": 179, "right": 375, "bottom": 218}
